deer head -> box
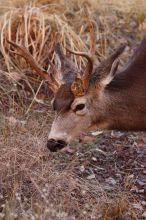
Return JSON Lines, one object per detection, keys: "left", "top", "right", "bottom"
{"left": 47, "top": 44, "right": 126, "bottom": 152}
{"left": 8, "top": 38, "right": 127, "bottom": 152}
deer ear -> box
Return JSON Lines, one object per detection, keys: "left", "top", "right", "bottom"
{"left": 100, "top": 58, "right": 119, "bottom": 86}
{"left": 54, "top": 43, "right": 75, "bottom": 71}
{"left": 93, "top": 44, "right": 126, "bottom": 87}
{"left": 54, "top": 43, "right": 66, "bottom": 71}
{"left": 54, "top": 43, "right": 78, "bottom": 83}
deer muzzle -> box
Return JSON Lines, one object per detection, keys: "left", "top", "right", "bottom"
{"left": 47, "top": 138, "right": 67, "bottom": 152}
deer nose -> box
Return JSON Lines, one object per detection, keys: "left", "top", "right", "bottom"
{"left": 47, "top": 139, "right": 67, "bottom": 152}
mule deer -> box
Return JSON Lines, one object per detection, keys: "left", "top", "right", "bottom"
{"left": 8, "top": 36, "right": 146, "bottom": 152}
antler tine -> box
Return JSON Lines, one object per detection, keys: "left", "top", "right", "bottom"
{"left": 66, "top": 48, "right": 93, "bottom": 74}
{"left": 7, "top": 40, "right": 60, "bottom": 93}
{"left": 66, "top": 48, "right": 93, "bottom": 92}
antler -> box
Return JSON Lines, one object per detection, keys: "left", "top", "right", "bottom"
{"left": 66, "top": 20, "right": 95, "bottom": 97}
{"left": 7, "top": 40, "right": 61, "bottom": 93}
{"left": 66, "top": 48, "right": 93, "bottom": 96}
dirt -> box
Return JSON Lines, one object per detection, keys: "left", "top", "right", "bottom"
{"left": 0, "top": 111, "right": 146, "bottom": 219}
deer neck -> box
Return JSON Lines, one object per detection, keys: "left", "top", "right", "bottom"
{"left": 102, "top": 71, "right": 146, "bottom": 131}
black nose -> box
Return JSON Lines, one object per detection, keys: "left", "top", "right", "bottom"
{"left": 47, "top": 139, "right": 67, "bottom": 152}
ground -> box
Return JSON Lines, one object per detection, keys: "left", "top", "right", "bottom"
{"left": 0, "top": 109, "right": 146, "bottom": 220}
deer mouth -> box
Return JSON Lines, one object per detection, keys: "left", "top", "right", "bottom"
{"left": 47, "top": 139, "right": 67, "bottom": 152}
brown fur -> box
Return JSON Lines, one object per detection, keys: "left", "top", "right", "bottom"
{"left": 104, "top": 37, "right": 146, "bottom": 130}
{"left": 47, "top": 36, "right": 146, "bottom": 151}
{"left": 9, "top": 36, "right": 146, "bottom": 150}
{"left": 51, "top": 36, "right": 146, "bottom": 136}
{"left": 53, "top": 83, "right": 74, "bottom": 112}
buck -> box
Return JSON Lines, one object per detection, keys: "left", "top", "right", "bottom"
{"left": 8, "top": 36, "right": 146, "bottom": 152}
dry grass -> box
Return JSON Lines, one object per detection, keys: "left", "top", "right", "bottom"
{"left": 0, "top": 0, "right": 146, "bottom": 219}
{"left": 0, "top": 0, "right": 146, "bottom": 112}
{"left": 0, "top": 113, "right": 139, "bottom": 220}
{"left": 0, "top": 0, "right": 89, "bottom": 112}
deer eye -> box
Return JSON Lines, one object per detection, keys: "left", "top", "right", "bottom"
{"left": 75, "top": 103, "right": 85, "bottom": 112}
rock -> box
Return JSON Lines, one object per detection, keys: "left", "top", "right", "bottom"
{"left": 91, "top": 131, "right": 103, "bottom": 136}
{"left": 141, "top": 201, "right": 146, "bottom": 206}
{"left": 87, "top": 174, "right": 96, "bottom": 180}
{"left": 138, "top": 189, "right": 144, "bottom": 194}
{"left": 130, "top": 186, "right": 139, "bottom": 193}
{"left": 133, "top": 203, "right": 143, "bottom": 211}
{"left": 136, "top": 179, "right": 145, "bottom": 187}
{"left": 91, "top": 157, "right": 97, "bottom": 162}
{"left": 142, "top": 211, "right": 146, "bottom": 218}
{"left": 130, "top": 21, "right": 137, "bottom": 28}
{"left": 81, "top": 190, "right": 86, "bottom": 195}
{"left": 80, "top": 165, "right": 85, "bottom": 172}
{"left": 105, "top": 177, "right": 117, "bottom": 186}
